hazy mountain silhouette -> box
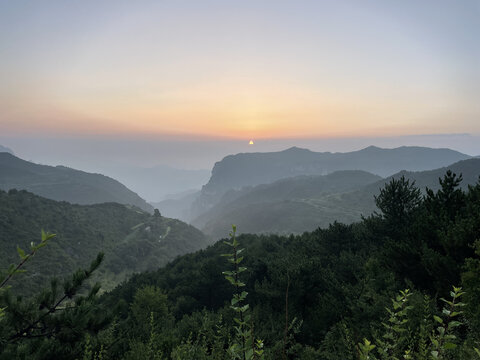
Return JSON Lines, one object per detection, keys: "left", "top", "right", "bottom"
{"left": 190, "top": 146, "right": 471, "bottom": 218}
{"left": 196, "top": 158, "right": 480, "bottom": 239}
{"left": 0, "top": 152, "right": 153, "bottom": 212}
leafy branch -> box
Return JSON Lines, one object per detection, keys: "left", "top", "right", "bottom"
{"left": 222, "top": 225, "right": 264, "bottom": 360}
{"left": 0, "top": 230, "right": 56, "bottom": 290}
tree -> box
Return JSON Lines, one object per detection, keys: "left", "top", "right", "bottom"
{"left": 374, "top": 176, "right": 421, "bottom": 227}
{"left": 0, "top": 232, "right": 108, "bottom": 359}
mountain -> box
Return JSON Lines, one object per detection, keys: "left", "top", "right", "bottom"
{"left": 0, "top": 152, "right": 153, "bottom": 212}
{"left": 191, "top": 146, "right": 471, "bottom": 217}
{"left": 102, "top": 165, "right": 211, "bottom": 202}
{"left": 193, "top": 170, "right": 382, "bottom": 238}
{"left": 196, "top": 158, "right": 480, "bottom": 238}
{"left": 0, "top": 144, "right": 13, "bottom": 154}
{"left": 0, "top": 189, "right": 210, "bottom": 294}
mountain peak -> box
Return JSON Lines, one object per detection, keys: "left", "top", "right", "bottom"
{"left": 361, "top": 145, "right": 382, "bottom": 151}
{"left": 282, "top": 146, "right": 311, "bottom": 153}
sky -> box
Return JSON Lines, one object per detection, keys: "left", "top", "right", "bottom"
{"left": 0, "top": 0, "right": 479, "bottom": 170}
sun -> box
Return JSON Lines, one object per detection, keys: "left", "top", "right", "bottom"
{"left": 249, "top": 140, "right": 254, "bottom": 145}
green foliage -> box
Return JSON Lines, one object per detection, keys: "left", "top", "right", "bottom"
{"left": 223, "top": 225, "right": 264, "bottom": 360}
{"left": 0, "top": 230, "right": 56, "bottom": 290}
{"left": 0, "top": 189, "right": 210, "bottom": 295}
{"left": 0, "top": 233, "right": 108, "bottom": 359}
{"left": 375, "top": 176, "right": 421, "bottom": 222}
{"left": 0, "top": 230, "right": 56, "bottom": 322}
{"left": 2, "top": 168, "right": 480, "bottom": 359}
{"left": 359, "top": 286, "right": 474, "bottom": 360}
{"left": 430, "top": 286, "right": 466, "bottom": 359}
{"left": 358, "top": 338, "right": 377, "bottom": 360}
{"left": 97, "top": 168, "right": 480, "bottom": 359}
{"left": 375, "top": 289, "right": 414, "bottom": 359}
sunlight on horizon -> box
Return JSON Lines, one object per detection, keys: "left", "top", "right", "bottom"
{"left": 0, "top": 1, "right": 479, "bottom": 140}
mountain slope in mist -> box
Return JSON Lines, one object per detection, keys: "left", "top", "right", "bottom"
{"left": 197, "top": 158, "right": 480, "bottom": 239}
{"left": 0, "top": 152, "right": 153, "bottom": 212}
{"left": 191, "top": 146, "right": 471, "bottom": 217}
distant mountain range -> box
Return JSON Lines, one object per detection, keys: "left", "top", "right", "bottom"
{"left": 0, "top": 189, "right": 210, "bottom": 294}
{"left": 0, "top": 152, "right": 153, "bottom": 212}
{"left": 193, "top": 158, "right": 480, "bottom": 239}
{"left": 190, "top": 146, "right": 471, "bottom": 218}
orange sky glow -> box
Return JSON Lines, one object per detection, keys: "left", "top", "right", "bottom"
{"left": 1, "top": 1, "right": 479, "bottom": 142}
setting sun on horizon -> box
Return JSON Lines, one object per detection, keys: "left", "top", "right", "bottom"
{"left": 0, "top": 0, "right": 479, "bottom": 142}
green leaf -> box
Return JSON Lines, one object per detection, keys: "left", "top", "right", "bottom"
{"left": 440, "top": 298, "right": 453, "bottom": 306}
{"left": 443, "top": 342, "right": 457, "bottom": 350}
{"left": 16, "top": 246, "right": 26, "bottom": 260}
{"left": 36, "top": 242, "right": 47, "bottom": 249}
{"left": 448, "top": 321, "right": 462, "bottom": 329}
{"left": 433, "top": 315, "right": 443, "bottom": 324}
{"left": 225, "top": 276, "right": 236, "bottom": 285}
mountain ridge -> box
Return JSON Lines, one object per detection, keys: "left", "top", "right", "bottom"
{"left": 196, "top": 158, "right": 480, "bottom": 239}
{"left": 190, "top": 145, "right": 471, "bottom": 219}
{"left": 0, "top": 152, "right": 153, "bottom": 212}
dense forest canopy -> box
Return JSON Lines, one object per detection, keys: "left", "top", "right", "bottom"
{"left": 1, "top": 170, "right": 479, "bottom": 359}
{"left": 0, "top": 189, "right": 209, "bottom": 295}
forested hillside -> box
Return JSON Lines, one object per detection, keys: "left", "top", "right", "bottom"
{"left": 193, "top": 170, "right": 382, "bottom": 238}
{"left": 101, "top": 171, "right": 480, "bottom": 359}
{"left": 1, "top": 170, "right": 479, "bottom": 359}
{"left": 194, "top": 158, "right": 480, "bottom": 238}
{"left": 0, "top": 152, "right": 153, "bottom": 212}
{"left": 0, "top": 189, "right": 209, "bottom": 294}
